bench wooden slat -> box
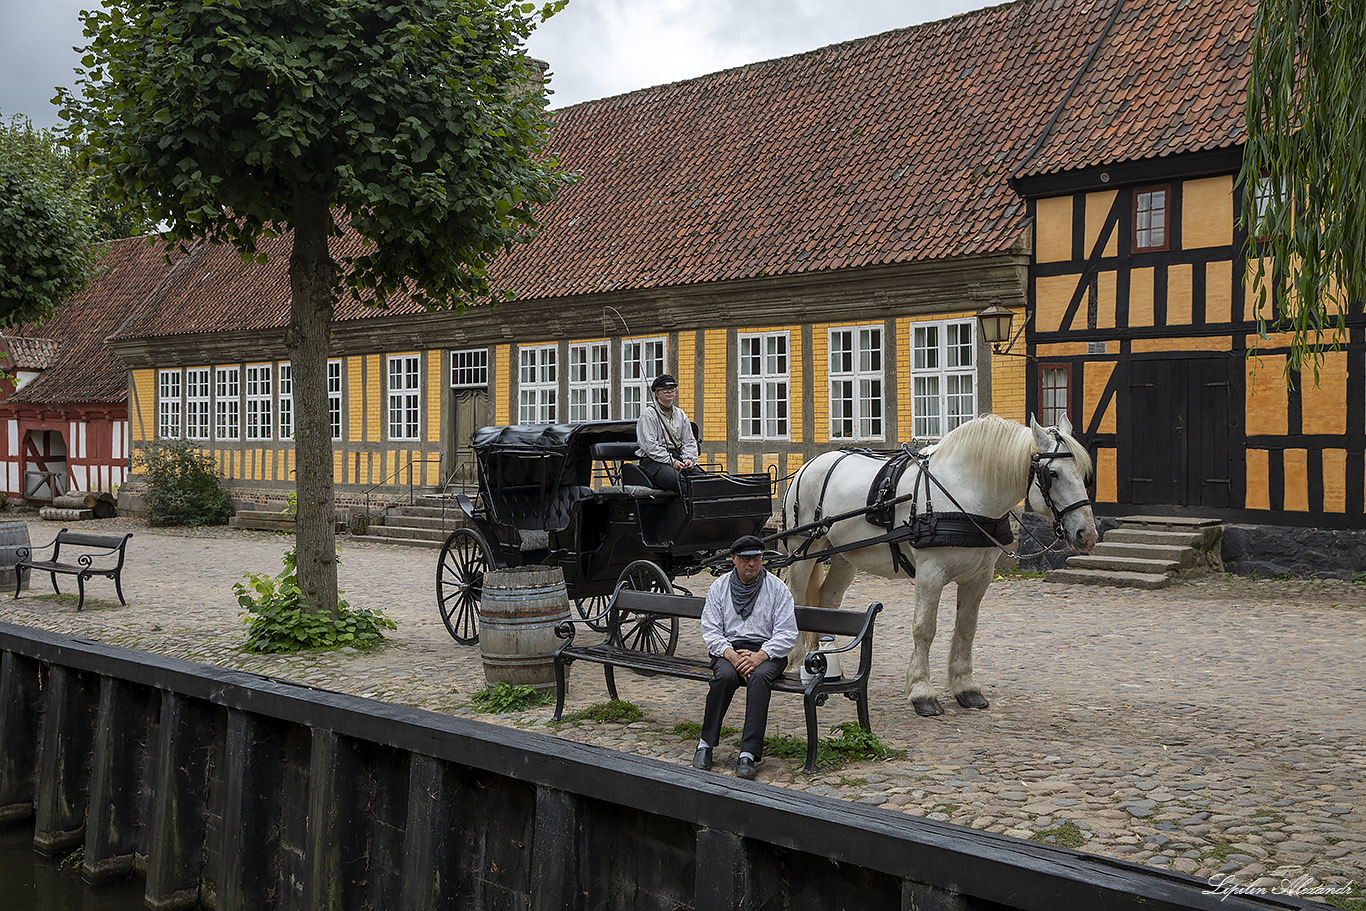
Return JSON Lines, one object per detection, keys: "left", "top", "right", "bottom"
{"left": 554, "top": 586, "right": 883, "bottom": 773}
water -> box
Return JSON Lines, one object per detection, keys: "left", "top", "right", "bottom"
{"left": 0, "top": 825, "right": 146, "bottom": 910}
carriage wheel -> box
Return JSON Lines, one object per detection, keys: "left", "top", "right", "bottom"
{"left": 616, "top": 559, "right": 680, "bottom": 660}
{"left": 575, "top": 594, "right": 611, "bottom": 631}
{"left": 437, "top": 527, "right": 492, "bottom": 645}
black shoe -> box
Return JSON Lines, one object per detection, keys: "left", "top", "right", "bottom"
{"left": 692, "top": 746, "right": 713, "bottom": 770}
{"left": 736, "top": 755, "right": 757, "bottom": 780}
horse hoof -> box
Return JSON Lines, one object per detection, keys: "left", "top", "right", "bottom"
{"left": 912, "top": 697, "right": 944, "bottom": 717}
{"left": 955, "top": 691, "right": 989, "bottom": 709}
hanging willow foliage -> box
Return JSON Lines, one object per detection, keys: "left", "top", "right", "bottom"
{"left": 1238, "top": 0, "right": 1366, "bottom": 386}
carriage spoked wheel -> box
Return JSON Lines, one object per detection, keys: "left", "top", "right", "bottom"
{"left": 436, "top": 527, "right": 491, "bottom": 645}
{"left": 616, "top": 559, "right": 680, "bottom": 664}
{"left": 574, "top": 595, "right": 612, "bottom": 631}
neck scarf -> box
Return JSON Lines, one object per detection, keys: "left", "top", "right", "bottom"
{"left": 730, "top": 567, "right": 765, "bottom": 619}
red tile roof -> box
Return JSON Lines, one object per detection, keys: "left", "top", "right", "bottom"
{"left": 7, "top": 236, "right": 186, "bottom": 405}
{"left": 1019, "top": 0, "right": 1254, "bottom": 176}
{"left": 0, "top": 335, "right": 58, "bottom": 370}
{"left": 105, "top": 0, "right": 1254, "bottom": 341}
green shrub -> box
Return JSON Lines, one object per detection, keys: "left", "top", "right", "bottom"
{"left": 136, "top": 439, "right": 233, "bottom": 527}
{"left": 558, "top": 700, "right": 643, "bottom": 724}
{"left": 469, "top": 682, "right": 554, "bottom": 713}
{"left": 236, "top": 548, "right": 394, "bottom": 653}
{"left": 762, "top": 722, "right": 906, "bottom": 770}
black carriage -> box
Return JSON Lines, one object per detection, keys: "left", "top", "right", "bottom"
{"left": 436, "top": 420, "right": 773, "bottom": 653}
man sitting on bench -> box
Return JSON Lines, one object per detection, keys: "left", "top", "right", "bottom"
{"left": 693, "top": 535, "right": 797, "bottom": 781}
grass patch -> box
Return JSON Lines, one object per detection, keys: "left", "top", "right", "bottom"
{"left": 1031, "top": 821, "right": 1086, "bottom": 849}
{"left": 559, "top": 700, "right": 643, "bottom": 724}
{"left": 1325, "top": 887, "right": 1365, "bottom": 911}
{"left": 761, "top": 722, "right": 906, "bottom": 770}
{"left": 994, "top": 567, "right": 1045, "bottom": 580}
{"left": 673, "top": 721, "right": 737, "bottom": 741}
{"left": 467, "top": 682, "right": 554, "bottom": 714}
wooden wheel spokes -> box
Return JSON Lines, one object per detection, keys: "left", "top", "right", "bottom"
{"left": 615, "top": 560, "right": 680, "bottom": 659}
{"left": 436, "top": 527, "right": 491, "bottom": 645}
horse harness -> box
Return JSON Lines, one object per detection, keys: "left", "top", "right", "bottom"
{"left": 783, "top": 431, "right": 1091, "bottom": 573}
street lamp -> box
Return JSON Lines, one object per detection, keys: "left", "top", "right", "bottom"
{"left": 975, "top": 300, "right": 1027, "bottom": 357}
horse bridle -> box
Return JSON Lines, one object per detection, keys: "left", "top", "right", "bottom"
{"left": 1029, "top": 429, "right": 1093, "bottom": 540}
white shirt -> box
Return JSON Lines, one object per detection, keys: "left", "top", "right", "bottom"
{"left": 701, "top": 570, "right": 798, "bottom": 660}
{"left": 635, "top": 404, "right": 700, "bottom": 464}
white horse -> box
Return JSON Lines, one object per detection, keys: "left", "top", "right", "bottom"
{"left": 781, "top": 413, "right": 1097, "bottom": 716}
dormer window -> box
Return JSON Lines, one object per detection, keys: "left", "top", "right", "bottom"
{"left": 1133, "top": 185, "right": 1170, "bottom": 252}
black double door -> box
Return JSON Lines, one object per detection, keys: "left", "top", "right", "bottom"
{"left": 1124, "top": 357, "right": 1235, "bottom": 508}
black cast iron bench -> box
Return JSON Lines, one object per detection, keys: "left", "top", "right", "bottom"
{"left": 553, "top": 587, "right": 883, "bottom": 773}
{"left": 14, "top": 528, "right": 133, "bottom": 611}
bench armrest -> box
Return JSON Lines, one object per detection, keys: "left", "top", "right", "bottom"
{"left": 16, "top": 530, "right": 65, "bottom": 563}
{"left": 803, "top": 602, "right": 883, "bottom": 679}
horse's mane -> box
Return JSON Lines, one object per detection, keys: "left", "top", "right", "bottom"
{"left": 925, "top": 414, "right": 1036, "bottom": 493}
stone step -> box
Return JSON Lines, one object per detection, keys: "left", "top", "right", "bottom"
{"left": 1091, "top": 541, "right": 1197, "bottom": 567}
{"left": 375, "top": 513, "right": 465, "bottom": 531}
{"left": 1120, "top": 514, "right": 1221, "bottom": 528}
{"left": 384, "top": 504, "right": 469, "bottom": 521}
{"left": 364, "top": 524, "right": 452, "bottom": 543}
{"left": 230, "top": 515, "right": 295, "bottom": 531}
{"left": 1103, "top": 528, "right": 1210, "bottom": 548}
{"left": 1045, "top": 568, "right": 1174, "bottom": 589}
{"left": 346, "top": 533, "right": 446, "bottom": 550}
{"left": 1065, "top": 554, "right": 1180, "bottom": 574}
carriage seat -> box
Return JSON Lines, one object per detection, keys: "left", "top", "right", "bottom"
{"left": 493, "top": 484, "right": 594, "bottom": 532}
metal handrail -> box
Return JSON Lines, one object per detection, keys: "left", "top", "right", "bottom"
{"left": 360, "top": 456, "right": 444, "bottom": 524}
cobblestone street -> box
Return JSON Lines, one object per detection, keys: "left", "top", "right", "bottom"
{"left": 3, "top": 516, "right": 1363, "bottom": 901}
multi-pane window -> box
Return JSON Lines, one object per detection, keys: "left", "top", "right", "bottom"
{"left": 519, "top": 345, "right": 558, "bottom": 423}
{"left": 245, "top": 365, "right": 272, "bottom": 440}
{"left": 278, "top": 363, "right": 294, "bottom": 440}
{"left": 388, "top": 355, "right": 421, "bottom": 441}
{"left": 621, "top": 337, "right": 666, "bottom": 420}
{"left": 328, "top": 360, "right": 343, "bottom": 441}
{"left": 157, "top": 369, "right": 182, "bottom": 439}
{"left": 1253, "top": 175, "right": 1283, "bottom": 238}
{"left": 829, "top": 326, "right": 883, "bottom": 441}
{"left": 1134, "top": 185, "right": 1169, "bottom": 251}
{"left": 185, "top": 368, "right": 211, "bottom": 440}
{"left": 569, "top": 342, "right": 610, "bottom": 423}
{"left": 451, "top": 348, "right": 489, "bottom": 388}
{"left": 1039, "top": 364, "right": 1071, "bottom": 428}
{"left": 214, "top": 366, "right": 240, "bottom": 440}
{"left": 911, "top": 320, "right": 976, "bottom": 439}
{"left": 739, "top": 331, "right": 789, "bottom": 439}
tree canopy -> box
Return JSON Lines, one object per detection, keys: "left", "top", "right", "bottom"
{"left": 63, "top": 0, "right": 573, "bottom": 616}
{"left": 1239, "top": 0, "right": 1366, "bottom": 382}
{"left": 0, "top": 114, "right": 99, "bottom": 327}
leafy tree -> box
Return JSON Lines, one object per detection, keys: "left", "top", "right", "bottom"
{"left": 0, "top": 114, "right": 99, "bottom": 326}
{"left": 1239, "top": 0, "right": 1366, "bottom": 382}
{"left": 62, "top": 0, "right": 572, "bottom": 617}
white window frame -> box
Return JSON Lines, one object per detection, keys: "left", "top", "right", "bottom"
{"left": 738, "top": 331, "right": 790, "bottom": 440}
{"left": 184, "top": 367, "right": 211, "bottom": 441}
{"left": 621, "top": 337, "right": 666, "bottom": 421}
{"left": 519, "top": 344, "right": 558, "bottom": 424}
{"left": 278, "top": 362, "right": 294, "bottom": 441}
{"left": 388, "top": 355, "right": 421, "bottom": 441}
{"left": 214, "top": 366, "right": 240, "bottom": 441}
{"left": 158, "top": 369, "right": 182, "bottom": 439}
{"left": 245, "top": 364, "right": 273, "bottom": 441}
{"left": 328, "top": 359, "right": 343, "bottom": 441}
{"left": 569, "top": 341, "right": 610, "bottom": 423}
{"left": 910, "top": 319, "right": 977, "bottom": 439}
{"left": 451, "top": 348, "right": 489, "bottom": 388}
{"left": 828, "top": 326, "right": 884, "bottom": 441}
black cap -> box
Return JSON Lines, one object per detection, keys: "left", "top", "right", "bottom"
{"left": 651, "top": 373, "right": 678, "bottom": 392}
{"left": 730, "top": 535, "right": 765, "bottom": 557}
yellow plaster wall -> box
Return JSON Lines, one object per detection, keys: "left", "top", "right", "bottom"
{"left": 1096, "top": 271, "right": 1116, "bottom": 329}
{"left": 1085, "top": 190, "right": 1118, "bottom": 258}
{"left": 1128, "top": 267, "right": 1155, "bottom": 328}
{"left": 131, "top": 369, "right": 155, "bottom": 442}
{"left": 1283, "top": 449, "right": 1308, "bottom": 511}
{"left": 1096, "top": 447, "right": 1117, "bottom": 503}
{"left": 1130, "top": 336, "right": 1231, "bottom": 353}
{"left": 1245, "top": 450, "right": 1270, "bottom": 509}
{"left": 1084, "top": 362, "right": 1117, "bottom": 434}
{"left": 1035, "top": 196, "right": 1073, "bottom": 263}
{"left": 1035, "top": 274, "right": 1077, "bottom": 333}
{"left": 1245, "top": 356, "right": 1288, "bottom": 436}
{"left": 1301, "top": 351, "right": 1348, "bottom": 435}
{"left": 1205, "top": 260, "right": 1233, "bottom": 324}
{"left": 1182, "top": 175, "right": 1234, "bottom": 249}
{"left": 1323, "top": 449, "right": 1347, "bottom": 513}
{"left": 1168, "top": 263, "right": 1193, "bottom": 326}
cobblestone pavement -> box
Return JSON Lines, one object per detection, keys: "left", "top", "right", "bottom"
{"left": 3, "top": 517, "right": 1363, "bottom": 901}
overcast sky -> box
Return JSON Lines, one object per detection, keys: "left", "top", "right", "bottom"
{"left": 1, "top": 0, "right": 982, "bottom": 129}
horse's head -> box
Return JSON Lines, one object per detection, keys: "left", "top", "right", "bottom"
{"left": 1026, "top": 414, "right": 1098, "bottom": 552}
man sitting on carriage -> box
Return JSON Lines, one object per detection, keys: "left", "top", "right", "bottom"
{"left": 635, "top": 373, "right": 702, "bottom": 492}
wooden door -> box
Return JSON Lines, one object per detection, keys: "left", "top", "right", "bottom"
{"left": 1125, "top": 358, "right": 1232, "bottom": 508}
{"left": 450, "top": 388, "right": 488, "bottom": 487}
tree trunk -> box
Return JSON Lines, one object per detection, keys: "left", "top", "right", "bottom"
{"left": 288, "top": 190, "right": 340, "bottom": 617}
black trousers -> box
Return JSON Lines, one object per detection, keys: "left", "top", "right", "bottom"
{"left": 637, "top": 458, "right": 702, "bottom": 493}
{"left": 700, "top": 644, "right": 787, "bottom": 759}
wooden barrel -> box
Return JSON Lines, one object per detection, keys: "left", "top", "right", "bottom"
{"left": 0, "top": 521, "right": 31, "bottom": 592}
{"left": 478, "top": 566, "right": 571, "bottom": 692}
